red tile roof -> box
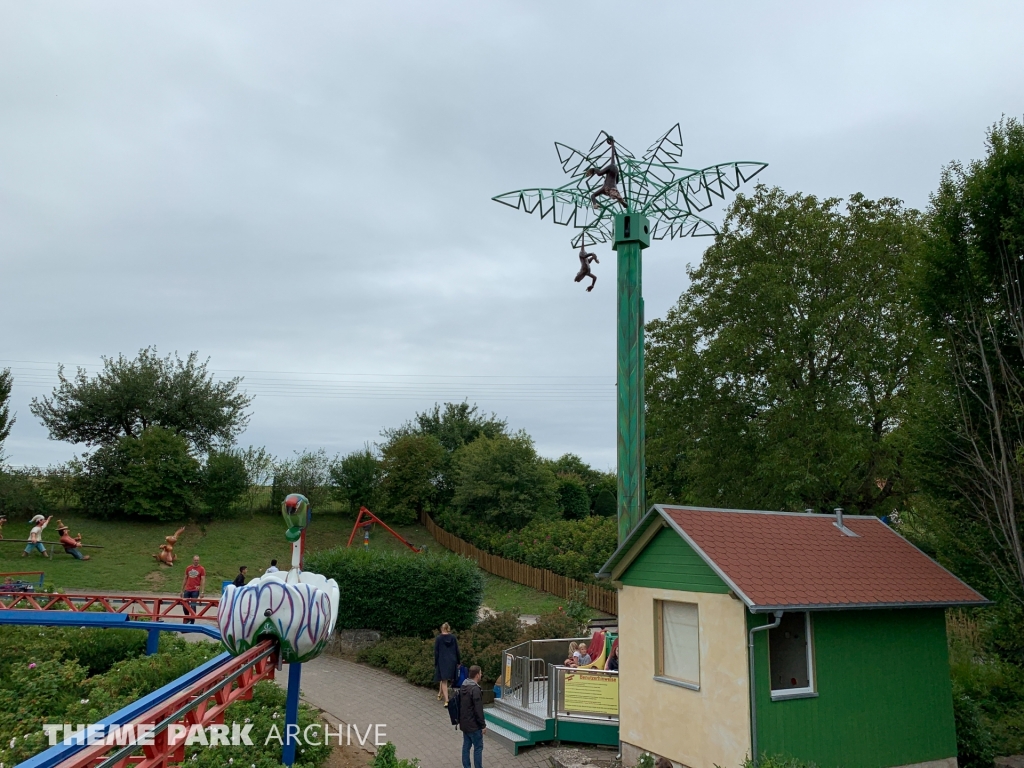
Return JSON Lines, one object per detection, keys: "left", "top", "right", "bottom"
{"left": 658, "top": 505, "right": 987, "bottom": 610}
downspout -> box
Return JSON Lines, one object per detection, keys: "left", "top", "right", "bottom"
{"left": 748, "top": 611, "right": 782, "bottom": 766}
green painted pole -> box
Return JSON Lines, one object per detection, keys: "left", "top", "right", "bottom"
{"left": 613, "top": 213, "right": 650, "bottom": 544}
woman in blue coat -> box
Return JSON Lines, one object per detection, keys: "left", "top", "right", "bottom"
{"left": 433, "top": 622, "right": 461, "bottom": 706}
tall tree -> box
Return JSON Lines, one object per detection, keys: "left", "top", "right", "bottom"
{"left": 0, "top": 368, "right": 14, "bottom": 461}
{"left": 646, "top": 186, "right": 925, "bottom": 515}
{"left": 452, "top": 431, "right": 557, "bottom": 529}
{"left": 30, "top": 347, "right": 252, "bottom": 452}
{"left": 916, "top": 117, "right": 1024, "bottom": 606}
{"left": 379, "top": 434, "right": 444, "bottom": 523}
{"left": 332, "top": 445, "right": 384, "bottom": 514}
{"left": 382, "top": 402, "right": 507, "bottom": 506}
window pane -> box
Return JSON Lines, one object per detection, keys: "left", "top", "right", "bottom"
{"left": 661, "top": 601, "right": 699, "bottom": 685}
{"left": 768, "top": 612, "right": 810, "bottom": 691}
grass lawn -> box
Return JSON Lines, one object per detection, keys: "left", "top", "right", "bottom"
{"left": 0, "top": 511, "right": 433, "bottom": 594}
{"left": 482, "top": 573, "right": 562, "bottom": 615}
{"left": 0, "top": 512, "right": 572, "bottom": 617}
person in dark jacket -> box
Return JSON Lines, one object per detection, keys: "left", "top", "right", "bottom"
{"left": 433, "top": 622, "right": 461, "bottom": 706}
{"left": 232, "top": 566, "right": 247, "bottom": 587}
{"left": 459, "top": 665, "right": 486, "bottom": 768}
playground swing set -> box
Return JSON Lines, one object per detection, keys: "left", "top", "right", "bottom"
{"left": 345, "top": 506, "right": 422, "bottom": 553}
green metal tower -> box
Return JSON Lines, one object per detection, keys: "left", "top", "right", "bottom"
{"left": 494, "top": 125, "right": 766, "bottom": 544}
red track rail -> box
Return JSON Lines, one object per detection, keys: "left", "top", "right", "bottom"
{"left": 53, "top": 639, "right": 277, "bottom": 768}
{"left": 0, "top": 592, "right": 220, "bottom": 623}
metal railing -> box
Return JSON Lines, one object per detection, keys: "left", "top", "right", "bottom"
{"left": 500, "top": 637, "right": 590, "bottom": 711}
{"left": 547, "top": 664, "right": 619, "bottom": 721}
{"left": 0, "top": 591, "right": 220, "bottom": 623}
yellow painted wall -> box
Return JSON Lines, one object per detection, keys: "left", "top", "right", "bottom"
{"left": 619, "top": 585, "right": 750, "bottom": 768}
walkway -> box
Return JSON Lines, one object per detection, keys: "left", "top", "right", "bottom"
{"left": 282, "top": 655, "right": 616, "bottom": 768}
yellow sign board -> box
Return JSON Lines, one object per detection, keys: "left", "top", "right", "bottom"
{"left": 562, "top": 672, "right": 618, "bottom": 715}
{"left": 504, "top": 655, "right": 513, "bottom": 688}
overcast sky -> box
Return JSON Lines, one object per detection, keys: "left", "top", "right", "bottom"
{"left": 2, "top": 1, "right": 1022, "bottom": 472}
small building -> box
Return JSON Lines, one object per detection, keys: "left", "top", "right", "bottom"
{"left": 598, "top": 505, "right": 988, "bottom": 768}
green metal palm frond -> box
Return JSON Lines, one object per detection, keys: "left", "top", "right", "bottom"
{"left": 492, "top": 124, "right": 767, "bottom": 246}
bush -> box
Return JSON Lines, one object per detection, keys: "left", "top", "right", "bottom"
{"left": 306, "top": 547, "right": 483, "bottom": 636}
{"left": 200, "top": 450, "right": 249, "bottom": 518}
{"left": 77, "top": 426, "right": 200, "bottom": 520}
{"left": 742, "top": 757, "right": 818, "bottom": 768}
{"left": 556, "top": 474, "right": 591, "bottom": 520}
{"left": 434, "top": 511, "right": 618, "bottom": 582}
{"left": 452, "top": 432, "right": 558, "bottom": 529}
{"left": 953, "top": 691, "right": 996, "bottom": 768}
{"left": 0, "top": 468, "right": 51, "bottom": 519}
{"left": 358, "top": 608, "right": 586, "bottom": 687}
{"left": 0, "top": 628, "right": 330, "bottom": 768}
{"left": 373, "top": 741, "right": 420, "bottom": 768}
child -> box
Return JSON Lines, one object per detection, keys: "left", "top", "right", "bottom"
{"left": 564, "top": 642, "right": 579, "bottom": 668}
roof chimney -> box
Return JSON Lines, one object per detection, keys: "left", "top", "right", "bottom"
{"left": 832, "top": 507, "right": 859, "bottom": 537}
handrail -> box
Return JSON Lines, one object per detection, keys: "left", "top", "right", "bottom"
{"left": 0, "top": 591, "right": 220, "bottom": 623}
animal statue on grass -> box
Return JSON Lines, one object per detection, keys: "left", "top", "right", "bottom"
{"left": 153, "top": 527, "right": 187, "bottom": 566}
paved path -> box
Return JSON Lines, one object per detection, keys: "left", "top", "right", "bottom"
{"left": 281, "top": 655, "right": 616, "bottom": 768}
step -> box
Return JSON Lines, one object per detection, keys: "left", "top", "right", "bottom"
{"left": 490, "top": 698, "right": 548, "bottom": 729}
{"left": 483, "top": 721, "right": 528, "bottom": 755}
{"left": 486, "top": 704, "right": 548, "bottom": 738}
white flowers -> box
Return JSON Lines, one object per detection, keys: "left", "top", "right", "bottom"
{"left": 9, "top": 739, "right": 15, "bottom": 749}
{"left": 80, "top": 699, "right": 89, "bottom": 704}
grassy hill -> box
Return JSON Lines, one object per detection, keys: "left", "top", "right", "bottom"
{"left": 0, "top": 511, "right": 563, "bottom": 614}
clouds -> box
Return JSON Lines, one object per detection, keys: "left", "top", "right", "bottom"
{"left": 2, "top": 0, "right": 1023, "bottom": 470}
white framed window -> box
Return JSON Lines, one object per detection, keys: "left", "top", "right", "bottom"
{"left": 654, "top": 600, "right": 699, "bottom": 690}
{"left": 768, "top": 611, "right": 816, "bottom": 699}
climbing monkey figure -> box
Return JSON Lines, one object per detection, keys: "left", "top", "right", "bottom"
{"left": 574, "top": 245, "right": 600, "bottom": 292}
{"left": 585, "top": 136, "right": 627, "bottom": 210}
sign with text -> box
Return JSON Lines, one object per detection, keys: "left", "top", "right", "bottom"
{"left": 562, "top": 672, "right": 619, "bottom": 716}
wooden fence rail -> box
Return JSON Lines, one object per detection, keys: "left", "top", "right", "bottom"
{"left": 420, "top": 513, "right": 618, "bottom": 616}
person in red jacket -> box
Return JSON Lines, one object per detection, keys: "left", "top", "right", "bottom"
{"left": 180, "top": 555, "right": 206, "bottom": 624}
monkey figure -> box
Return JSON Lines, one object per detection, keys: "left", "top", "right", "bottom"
{"left": 585, "top": 136, "right": 627, "bottom": 210}
{"left": 574, "top": 245, "right": 600, "bottom": 292}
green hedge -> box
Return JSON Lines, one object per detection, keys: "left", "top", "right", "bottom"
{"left": 305, "top": 547, "right": 483, "bottom": 636}
{"left": 433, "top": 511, "right": 617, "bottom": 581}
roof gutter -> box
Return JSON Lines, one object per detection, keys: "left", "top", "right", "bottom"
{"left": 748, "top": 610, "right": 782, "bottom": 766}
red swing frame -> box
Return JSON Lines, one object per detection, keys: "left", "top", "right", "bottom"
{"left": 346, "top": 506, "right": 422, "bottom": 553}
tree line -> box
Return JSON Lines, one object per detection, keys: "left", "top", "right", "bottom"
{"left": 0, "top": 353, "right": 615, "bottom": 531}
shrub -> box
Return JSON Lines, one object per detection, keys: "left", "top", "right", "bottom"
{"left": 742, "top": 758, "right": 818, "bottom": 768}
{"left": 556, "top": 474, "right": 591, "bottom": 520}
{"left": 305, "top": 547, "right": 483, "bottom": 636}
{"left": 434, "top": 511, "right": 618, "bottom": 582}
{"left": 200, "top": 450, "right": 249, "bottom": 518}
{"left": 359, "top": 608, "right": 587, "bottom": 687}
{"left": 373, "top": 740, "right": 421, "bottom": 768}
{"left": 452, "top": 432, "right": 558, "bottom": 528}
{"left": 953, "top": 691, "right": 996, "bottom": 768}
{"left": 0, "top": 467, "right": 51, "bottom": 519}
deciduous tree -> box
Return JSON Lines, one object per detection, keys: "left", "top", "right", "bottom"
{"left": 646, "top": 186, "right": 925, "bottom": 515}
{"left": 30, "top": 348, "right": 251, "bottom": 452}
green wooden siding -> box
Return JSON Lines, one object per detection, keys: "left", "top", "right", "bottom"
{"left": 620, "top": 527, "right": 729, "bottom": 593}
{"left": 750, "top": 608, "right": 956, "bottom": 768}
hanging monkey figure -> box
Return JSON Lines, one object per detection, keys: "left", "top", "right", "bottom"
{"left": 585, "top": 136, "right": 627, "bottom": 210}
{"left": 574, "top": 245, "right": 600, "bottom": 292}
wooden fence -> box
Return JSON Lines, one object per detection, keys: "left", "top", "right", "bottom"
{"left": 420, "top": 513, "right": 618, "bottom": 616}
